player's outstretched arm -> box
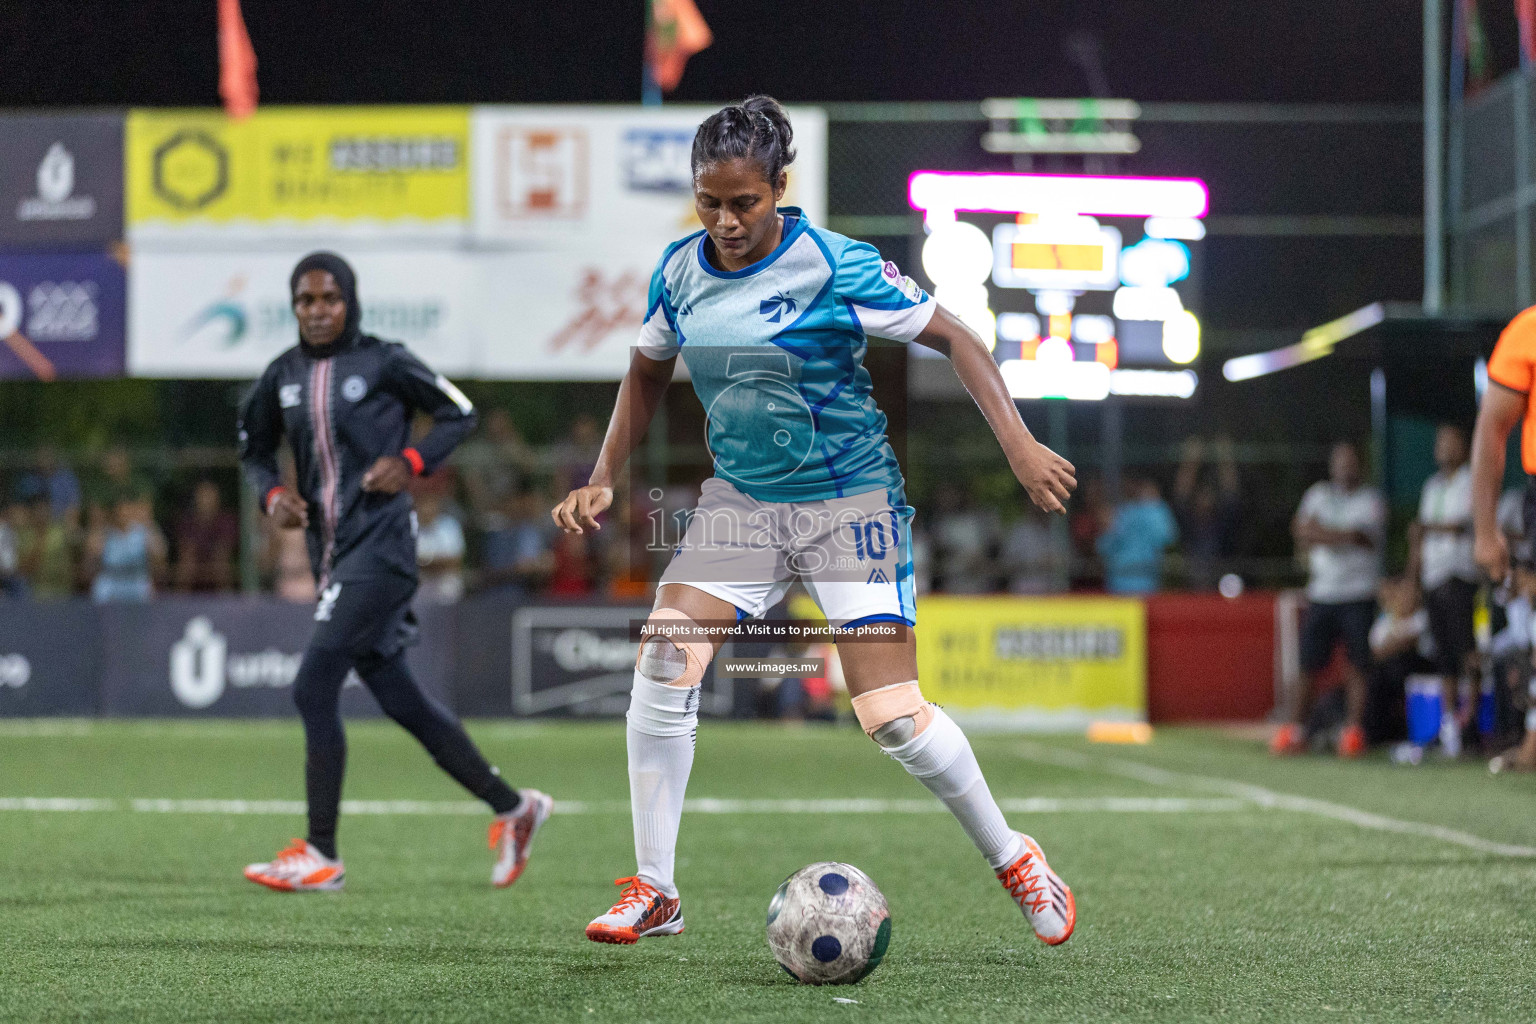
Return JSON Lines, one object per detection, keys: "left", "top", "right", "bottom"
{"left": 553, "top": 350, "right": 676, "bottom": 534}
{"left": 912, "top": 306, "right": 1076, "bottom": 514}
{"left": 1473, "top": 382, "right": 1525, "bottom": 582}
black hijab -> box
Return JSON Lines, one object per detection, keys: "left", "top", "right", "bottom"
{"left": 289, "top": 251, "right": 362, "bottom": 352}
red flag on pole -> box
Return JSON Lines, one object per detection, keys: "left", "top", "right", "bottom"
{"left": 647, "top": 0, "right": 712, "bottom": 94}
{"left": 218, "top": 0, "right": 259, "bottom": 120}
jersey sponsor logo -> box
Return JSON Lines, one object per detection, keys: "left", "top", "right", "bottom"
{"left": 881, "top": 260, "right": 901, "bottom": 281}
{"left": 900, "top": 276, "right": 924, "bottom": 303}
{"left": 278, "top": 383, "right": 302, "bottom": 408}
{"left": 881, "top": 260, "right": 924, "bottom": 304}
{"left": 759, "top": 291, "right": 798, "bottom": 324}
{"left": 315, "top": 582, "right": 342, "bottom": 623}
{"left": 341, "top": 374, "right": 367, "bottom": 402}
{"left": 867, "top": 568, "right": 890, "bottom": 585}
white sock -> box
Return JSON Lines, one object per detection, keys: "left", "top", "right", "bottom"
{"left": 626, "top": 673, "right": 699, "bottom": 897}
{"left": 883, "top": 705, "right": 1023, "bottom": 871}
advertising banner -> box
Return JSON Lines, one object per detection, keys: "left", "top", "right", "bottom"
{"left": 469, "top": 105, "right": 827, "bottom": 379}
{"left": 126, "top": 107, "right": 470, "bottom": 240}
{"left": 511, "top": 604, "right": 732, "bottom": 716}
{"left": 96, "top": 598, "right": 452, "bottom": 718}
{"left": 0, "top": 601, "right": 102, "bottom": 716}
{"left": 0, "top": 252, "right": 127, "bottom": 380}
{"left": 0, "top": 112, "right": 124, "bottom": 248}
{"left": 128, "top": 248, "right": 477, "bottom": 377}
{"left": 914, "top": 596, "right": 1146, "bottom": 728}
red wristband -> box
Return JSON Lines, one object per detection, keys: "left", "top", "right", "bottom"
{"left": 264, "top": 486, "right": 287, "bottom": 516}
{"left": 401, "top": 448, "right": 425, "bottom": 476}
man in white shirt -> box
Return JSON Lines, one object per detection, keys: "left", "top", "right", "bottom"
{"left": 1275, "top": 442, "right": 1386, "bottom": 757}
{"left": 1409, "top": 425, "right": 1478, "bottom": 756}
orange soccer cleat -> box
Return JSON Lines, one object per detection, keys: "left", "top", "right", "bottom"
{"left": 585, "top": 876, "right": 685, "bottom": 944}
{"left": 243, "top": 839, "right": 344, "bottom": 892}
{"left": 997, "top": 834, "right": 1075, "bottom": 946}
{"left": 1338, "top": 724, "right": 1367, "bottom": 758}
{"left": 1269, "top": 723, "right": 1306, "bottom": 756}
{"left": 488, "top": 789, "right": 554, "bottom": 889}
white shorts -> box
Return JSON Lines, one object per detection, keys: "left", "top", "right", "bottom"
{"left": 659, "top": 477, "right": 915, "bottom": 627}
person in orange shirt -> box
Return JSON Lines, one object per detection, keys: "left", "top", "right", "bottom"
{"left": 1471, "top": 307, "right": 1536, "bottom": 771}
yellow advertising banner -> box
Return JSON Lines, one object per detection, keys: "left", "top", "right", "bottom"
{"left": 126, "top": 107, "right": 470, "bottom": 228}
{"left": 914, "top": 596, "right": 1146, "bottom": 726}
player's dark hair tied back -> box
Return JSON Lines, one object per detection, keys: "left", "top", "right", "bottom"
{"left": 692, "top": 95, "right": 797, "bottom": 184}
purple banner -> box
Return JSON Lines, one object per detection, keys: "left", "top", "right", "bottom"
{"left": 0, "top": 252, "right": 126, "bottom": 380}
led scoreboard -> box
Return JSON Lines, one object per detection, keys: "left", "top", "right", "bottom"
{"left": 907, "top": 171, "right": 1209, "bottom": 401}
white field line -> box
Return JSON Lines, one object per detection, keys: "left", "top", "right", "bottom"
{"left": 1014, "top": 740, "right": 1536, "bottom": 859}
{"left": 0, "top": 795, "right": 1247, "bottom": 816}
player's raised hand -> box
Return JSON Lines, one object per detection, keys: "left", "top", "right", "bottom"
{"left": 553, "top": 484, "right": 613, "bottom": 534}
{"left": 268, "top": 489, "right": 309, "bottom": 530}
{"left": 361, "top": 455, "right": 412, "bottom": 495}
{"left": 1013, "top": 440, "right": 1076, "bottom": 515}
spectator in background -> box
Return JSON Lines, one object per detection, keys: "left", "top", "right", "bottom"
{"left": 87, "top": 493, "right": 166, "bottom": 603}
{"left": 15, "top": 445, "right": 81, "bottom": 523}
{"left": 553, "top": 413, "right": 604, "bottom": 497}
{"left": 545, "top": 529, "right": 596, "bottom": 596}
{"left": 90, "top": 445, "right": 150, "bottom": 514}
{"left": 414, "top": 491, "right": 466, "bottom": 604}
{"left": 0, "top": 501, "right": 24, "bottom": 599}
{"left": 1096, "top": 478, "right": 1178, "bottom": 594}
{"left": 1173, "top": 436, "right": 1242, "bottom": 589}
{"left": 173, "top": 479, "right": 238, "bottom": 593}
{"left": 932, "top": 482, "right": 998, "bottom": 593}
{"left": 19, "top": 495, "right": 81, "bottom": 599}
{"left": 1408, "top": 424, "right": 1478, "bottom": 756}
{"left": 1274, "top": 441, "right": 1385, "bottom": 758}
{"left": 479, "top": 488, "right": 553, "bottom": 597}
{"left": 458, "top": 407, "right": 535, "bottom": 528}
{"left": 1000, "top": 507, "right": 1063, "bottom": 594}
{"left": 1069, "top": 477, "right": 1110, "bottom": 589}
{"left": 1366, "top": 575, "right": 1434, "bottom": 747}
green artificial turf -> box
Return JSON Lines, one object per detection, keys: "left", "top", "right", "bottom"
{"left": 1, "top": 720, "right": 1534, "bottom": 1023}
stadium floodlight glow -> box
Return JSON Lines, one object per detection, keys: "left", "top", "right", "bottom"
{"left": 1113, "top": 285, "right": 1184, "bottom": 321}
{"left": 1071, "top": 314, "right": 1114, "bottom": 344}
{"left": 1033, "top": 289, "right": 1076, "bottom": 315}
{"left": 996, "top": 312, "right": 1041, "bottom": 343}
{"left": 1119, "top": 238, "right": 1190, "bottom": 289}
{"left": 1161, "top": 311, "right": 1201, "bottom": 364}
{"left": 999, "top": 357, "right": 1111, "bottom": 401}
{"left": 1145, "top": 216, "right": 1206, "bottom": 241}
{"left": 1221, "top": 302, "right": 1385, "bottom": 382}
{"left": 1109, "top": 368, "right": 1198, "bottom": 398}
{"left": 909, "top": 171, "right": 1209, "bottom": 226}
{"left": 921, "top": 221, "right": 993, "bottom": 285}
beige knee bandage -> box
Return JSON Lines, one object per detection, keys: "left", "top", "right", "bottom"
{"left": 637, "top": 607, "right": 716, "bottom": 688}
{"left": 851, "top": 681, "right": 934, "bottom": 744}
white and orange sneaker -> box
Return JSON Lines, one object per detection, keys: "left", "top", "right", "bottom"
{"left": 488, "top": 789, "right": 554, "bottom": 889}
{"left": 244, "top": 839, "right": 345, "bottom": 892}
{"left": 997, "top": 833, "right": 1075, "bottom": 946}
{"left": 585, "top": 876, "right": 685, "bottom": 944}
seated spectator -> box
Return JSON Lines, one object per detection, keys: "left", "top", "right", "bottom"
{"left": 19, "top": 495, "right": 81, "bottom": 599}
{"left": 0, "top": 501, "right": 24, "bottom": 599}
{"left": 479, "top": 489, "right": 554, "bottom": 597}
{"left": 14, "top": 445, "right": 81, "bottom": 523}
{"left": 87, "top": 494, "right": 166, "bottom": 603}
{"left": 1173, "top": 437, "right": 1241, "bottom": 589}
{"left": 1000, "top": 508, "right": 1063, "bottom": 594}
{"left": 1365, "top": 576, "right": 1435, "bottom": 746}
{"left": 932, "top": 483, "right": 998, "bottom": 593}
{"left": 1097, "top": 478, "right": 1179, "bottom": 594}
{"left": 173, "top": 480, "right": 238, "bottom": 593}
{"left": 414, "top": 491, "right": 466, "bottom": 604}
{"left": 458, "top": 407, "right": 535, "bottom": 527}
{"left": 1489, "top": 563, "right": 1536, "bottom": 773}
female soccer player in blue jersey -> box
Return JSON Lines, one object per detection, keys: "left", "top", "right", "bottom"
{"left": 554, "top": 97, "right": 1077, "bottom": 946}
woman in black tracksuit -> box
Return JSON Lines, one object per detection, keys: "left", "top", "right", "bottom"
{"left": 237, "top": 251, "right": 551, "bottom": 892}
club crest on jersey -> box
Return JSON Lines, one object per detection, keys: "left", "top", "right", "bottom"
{"left": 278, "top": 384, "right": 302, "bottom": 409}
{"left": 759, "top": 292, "right": 798, "bottom": 324}
{"left": 341, "top": 375, "right": 367, "bottom": 402}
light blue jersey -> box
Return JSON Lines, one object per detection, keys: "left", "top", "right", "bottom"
{"left": 637, "top": 208, "right": 936, "bottom": 503}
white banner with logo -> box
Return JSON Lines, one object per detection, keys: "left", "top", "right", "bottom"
{"left": 127, "top": 248, "right": 479, "bottom": 378}
{"left": 468, "top": 105, "right": 826, "bottom": 379}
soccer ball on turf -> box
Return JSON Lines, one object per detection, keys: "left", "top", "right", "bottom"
{"left": 766, "top": 861, "right": 892, "bottom": 985}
